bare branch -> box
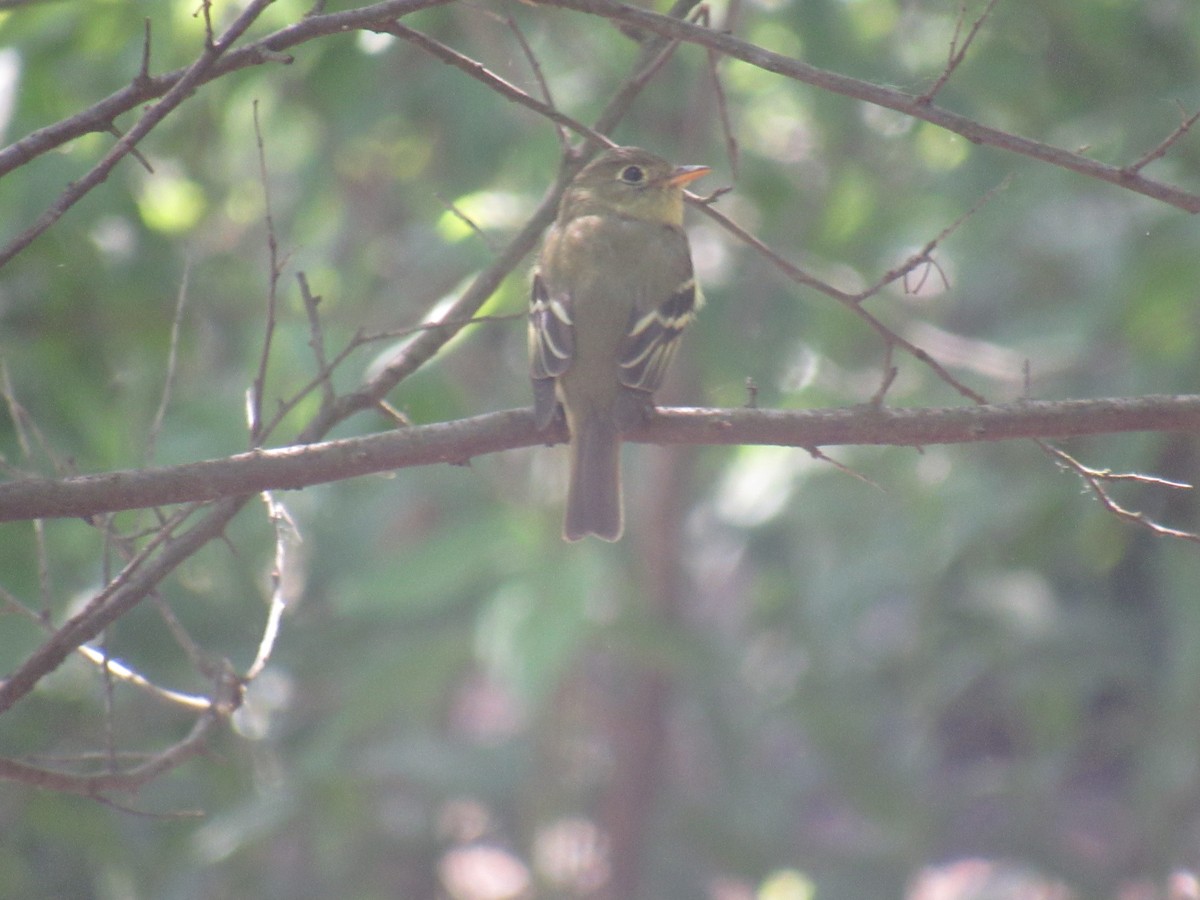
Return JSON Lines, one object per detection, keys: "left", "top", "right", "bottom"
{"left": 0, "top": 0, "right": 279, "bottom": 271}
{"left": 5, "top": 0, "right": 1196, "bottom": 223}
{"left": 694, "top": 201, "right": 989, "bottom": 403}
{"left": 1, "top": 359, "right": 76, "bottom": 478}
{"left": 0, "top": 2, "right": 701, "bottom": 729}
{"left": 0, "top": 1, "right": 457, "bottom": 180}
{"left": 246, "top": 493, "right": 299, "bottom": 681}
{"left": 542, "top": 0, "right": 1200, "bottom": 213}
{"left": 433, "top": 191, "right": 497, "bottom": 249}
{"left": 146, "top": 261, "right": 191, "bottom": 465}
{"left": 6, "top": 397, "right": 1200, "bottom": 524}
{"left": 487, "top": 7, "right": 571, "bottom": 152}
{"left": 249, "top": 99, "right": 285, "bottom": 446}
{"left": 919, "top": 0, "right": 1002, "bottom": 104}
{"left": 297, "top": 273, "right": 337, "bottom": 416}
{"left": 1124, "top": 103, "right": 1200, "bottom": 176}
{"left": 138, "top": 17, "right": 152, "bottom": 84}
{"left": 82, "top": 643, "right": 216, "bottom": 712}
{"left": 695, "top": 3, "right": 740, "bottom": 177}
{"left": 105, "top": 123, "right": 154, "bottom": 173}
{"left": 860, "top": 176, "right": 1010, "bottom": 298}
{"left": 383, "top": 20, "right": 608, "bottom": 147}
{"left": 0, "top": 360, "right": 34, "bottom": 462}
{"left": 0, "top": 499, "right": 241, "bottom": 715}
{"left": 2, "top": 587, "right": 214, "bottom": 710}
{"left": 1041, "top": 442, "right": 1200, "bottom": 543}
{"left": 293, "top": 210, "right": 554, "bottom": 442}
{"left": 0, "top": 710, "right": 219, "bottom": 797}
{"left": 293, "top": 3, "right": 699, "bottom": 442}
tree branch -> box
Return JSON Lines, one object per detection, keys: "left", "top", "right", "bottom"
{"left": 0, "top": 0, "right": 457, "bottom": 182}
{"left": 294, "top": 0, "right": 699, "bottom": 441}
{"left": 0, "top": 498, "right": 245, "bottom": 715}
{"left": 0, "top": 0, "right": 280, "bottom": 270}
{"left": 3, "top": 396, "right": 1200, "bottom": 523}
{"left": 0, "top": 4, "right": 700, "bottom": 725}
{"left": 0, "top": 709, "right": 220, "bottom": 798}
{"left": 541, "top": 0, "right": 1200, "bottom": 213}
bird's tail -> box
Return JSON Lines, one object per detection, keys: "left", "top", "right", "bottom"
{"left": 564, "top": 415, "right": 623, "bottom": 542}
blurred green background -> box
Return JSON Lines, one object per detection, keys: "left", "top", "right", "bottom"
{"left": 2, "top": 1, "right": 1200, "bottom": 897}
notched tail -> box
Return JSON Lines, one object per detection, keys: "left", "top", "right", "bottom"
{"left": 564, "top": 416, "right": 623, "bottom": 542}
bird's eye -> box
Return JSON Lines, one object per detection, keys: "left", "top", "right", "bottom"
{"left": 618, "top": 165, "right": 646, "bottom": 185}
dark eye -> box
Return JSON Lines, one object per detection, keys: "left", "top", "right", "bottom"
{"left": 618, "top": 165, "right": 646, "bottom": 185}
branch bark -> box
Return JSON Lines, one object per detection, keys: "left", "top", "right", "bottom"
{"left": 0, "top": 0, "right": 457, "bottom": 180}
{"left": 542, "top": 0, "right": 1200, "bottom": 213}
{"left": 0, "top": 498, "right": 244, "bottom": 715}
{"left": 3, "top": 396, "right": 1199, "bottom": 523}
{"left": 0, "top": 0, "right": 281, "bottom": 269}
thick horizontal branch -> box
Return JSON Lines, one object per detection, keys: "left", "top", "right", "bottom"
{"left": 2, "top": 396, "right": 1199, "bottom": 523}
{"left": 543, "top": 0, "right": 1200, "bottom": 213}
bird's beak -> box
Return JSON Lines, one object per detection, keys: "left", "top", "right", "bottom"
{"left": 664, "top": 164, "right": 711, "bottom": 188}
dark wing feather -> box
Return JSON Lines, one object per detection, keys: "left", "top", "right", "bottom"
{"left": 529, "top": 271, "right": 575, "bottom": 428}
{"left": 618, "top": 276, "right": 699, "bottom": 393}
{"left": 529, "top": 272, "right": 574, "bottom": 378}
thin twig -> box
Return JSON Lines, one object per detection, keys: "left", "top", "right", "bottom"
{"left": 2, "top": 585, "right": 214, "bottom": 711}
{"left": 0, "top": 710, "right": 219, "bottom": 797}
{"left": 484, "top": 6, "right": 570, "bottom": 152}
{"left": 695, "top": 175, "right": 1006, "bottom": 405}
{"left": 919, "top": 0, "right": 1002, "bottom": 104}
{"left": 542, "top": 0, "right": 1200, "bottom": 213}
{"left": 0, "top": 499, "right": 231, "bottom": 716}
{"left": 95, "top": 638, "right": 215, "bottom": 710}
{"left": 246, "top": 492, "right": 299, "bottom": 681}
{"left": 694, "top": 201, "right": 988, "bottom": 403}
{"left": 382, "top": 21, "right": 609, "bottom": 148}
{"left": 199, "top": 0, "right": 216, "bottom": 51}
{"left": 146, "top": 260, "right": 190, "bottom": 465}
{"left": 0, "top": 0, "right": 279, "bottom": 271}
{"left": 870, "top": 343, "right": 899, "bottom": 407}
{"left": 859, "top": 175, "right": 1011, "bottom": 299}
{"left": 0, "top": 360, "right": 32, "bottom": 462}
{"left": 0, "top": 0, "right": 458, "bottom": 181}
{"left": 138, "top": 18, "right": 153, "bottom": 86}
{"left": 696, "top": 3, "right": 739, "bottom": 178}
{"left": 249, "top": 99, "right": 284, "bottom": 446}
{"left": 258, "top": 311, "right": 523, "bottom": 441}
{"left": 806, "top": 446, "right": 884, "bottom": 491}
{"left": 1, "top": 360, "right": 74, "bottom": 475}
{"left": 1040, "top": 441, "right": 1200, "bottom": 543}
{"left": 433, "top": 191, "right": 497, "bottom": 249}
{"left": 105, "top": 123, "right": 154, "bottom": 173}
{"left": 297, "top": 272, "right": 337, "bottom": 416}
{"left": 1124, "top": 102, "right": 1200, "bottom": 176}
{"left": 150, "top": 587, "right": 219, "bottom": 681}
{"left": 34, "top": 518, "right": 50, "bottom": 619}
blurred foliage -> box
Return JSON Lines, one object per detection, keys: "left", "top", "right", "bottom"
{"left": 2, "top": 0, "right": 1200, "bottom": 897}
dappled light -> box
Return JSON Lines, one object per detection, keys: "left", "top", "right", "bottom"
{"left": 2, "top": 0, "right": 1200, "bottom": 896}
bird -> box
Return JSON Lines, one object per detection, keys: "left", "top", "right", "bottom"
{"left": 529, "top": 146, "right": 710, "bottom": 541}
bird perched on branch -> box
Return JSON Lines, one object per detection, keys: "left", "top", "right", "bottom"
{"left": 530, "top": 146, "right": 710, "bottom": 541}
